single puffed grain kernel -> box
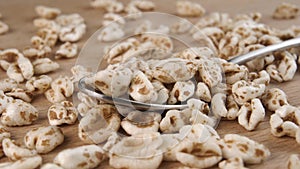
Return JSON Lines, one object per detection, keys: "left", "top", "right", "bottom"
{"left": 176, "top": 137, "right": 222, "bottom": 169}
{"left": 266, "top": 51, "right": 297, "bottom": 82}
{"left": 104, "top": 38, "right": 140, "bottom": 64}
{"left": 78, "top": 105, "right": 120, "bottom": 144}
{"left": 23, "top": 45, "right": 52, "bottom": 59}
{"left": 16, "top": 56, "right": 34, "bottom": 80}
{"left": 248, "top": 70, "right": 270, "bottom": 86}
{"left": 150, "top": 58, "right": 197, "bottom": 84}
{"left": 0, "top": 99, "right": 38, "bottom": 126}
{"left": 195, "top": 82, "right": 211, "bottom": 102}
{"left": 70, "top": 65, "right": 92, "bottom": 84}
{"left": 36, "top": 28, "right": 59, "bottom": 47}
{"left": 35, "top": 5, "right": 61, "bottom": 19}
{"left": 59, "top": 23, "right": 86, "bottom": 42}
{"left": 97, "top": 22, "right": 124, "bottom": 42}
{"left": 32, "top": 58, "right": 60, "bottom": 75}
{"left": 232, "top": 80, "right": 265, "bottom": 105}
{"left": 5, "top": 88, "right": 33, "bottom": 103}
{"left": 238, "top": 98, "right": 265, "bottom": 131}
{"left": 48, "top": 101, "right": 78, "bottom": 125}
{"left": 198, "top": 58, "right": 223, "bottom": 88}
{"left": 6, "top": 63, "right": 24, "bottom": 83}
{"left": 273, "top": 2, "right": 299, "bottom": 19}
{"left": 0, "top": 21, "right": 9, "bottom": 35}
{"left": 121, "top": 111, "right": 161, "bottom": 135}
{"left": 0, "top": 156, "right": 42, "bottom": 169}
{"left": 26, "top": 75, "right": 52, "bottom": 94}
{"left": 152, "top": 80, "right": 169, "bottom": 104}
{"left": 0, "top": 78, "right": 18, "bottom": 92}
{"left": 109, "top": 132, "right": 163, "bottom": 169}
{"left": 133, "top": 0, "right": 155, "bottom": 11}
{"left": 262, "top": 88, "right": 289, "bottom": 112}
{"left": 211, "top": 93, "right": 240, "bottom": 120}
{"left": 55, "top": 42, "right": 78, "bottom": 59}
{"left": 33, "top": 18, "right": 61, "bottom": 31}
{"left": 160, "top": 110, "right": 188, "bottom": 133}
{"left": 90, "top": 65, "right": 132, "bottom": 97}
{"left": 24, "top": 126, "right": 64, "bottom": 154}
{"left": 2, "top": 138, "right": 37, "bottom": 161}
{"left": 102, "top": 13, "right": 125, "bottom": 26}
{"left": 56, "top": 13, "right": 84, "bottom": 26}
{"left": 222, "top": 61, "right": 249, "bottom": 85}
{"left": 129, "top": 70, "right": 158, "bottom": 103}
{"left": 218, "top": 134, "right": 270, "bottom": 164}
{"left": 44, "top": 89, "right": 66, "bottom": 103}
{"left": 176, "top": 1, "right": 206, "bottom": 17}
{"left": 51, "top": 76, "right": 74, "bottom": 98}
{"left": 91, "top": 0, "right": 124, "bottom": 13}
{"left": 54, "top": 145, "right": 106, "bottom": 169}
{"left": 170, "top": 19, "right": 191, "bottom": 34}
{"left": 168, "top": 80, "right": 195, "bottom": 104}
{"left": 125, "top": 3, "right": 142, "bottom": 19}
{"left": 270, "top": 105, "right": 300, "bottom": 137}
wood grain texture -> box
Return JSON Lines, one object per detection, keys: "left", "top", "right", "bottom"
{"left": 0, "top": 0, "right": 300, "bottom": 168}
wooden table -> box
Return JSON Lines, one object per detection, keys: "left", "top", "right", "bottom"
{"left": 0, "top": 0, "right": 300, "bottom": 168}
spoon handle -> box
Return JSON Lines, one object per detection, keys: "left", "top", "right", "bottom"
{"left": 229, "top": 37, "right": 300, "bottom": 64}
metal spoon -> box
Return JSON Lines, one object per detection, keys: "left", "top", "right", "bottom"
{"left": 78, "top": 37, "right": 300, "bottom": 111}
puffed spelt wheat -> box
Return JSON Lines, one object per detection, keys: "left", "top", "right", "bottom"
{"left": 0, "top": 155, "right": 42, "bottom": 169}
{"left": 6, "top": 63, "right": 24, "bottom": 83}
{"left": 6, "top": 88, "right": 33, "bottom": 103}
{"left": 32, "top": 58, "right": 59, "bottom": 75}
{"left": 1, "top": 99, "right": 38, "bottom": 127}
{"left": 262, "top": 88, "right": 289, "bottom": 112}
{"left": 266, "top": 51, "right": 297, "bottom": 82}
{"left": 176, "top": 1, "right": 206, "bottom": 17}
{"left": 129, "top": 70, "right": 158, "bottom": 103}
{"left": 98, "top": 22, "right": 124, "bottom": 42}
{"left": 24, "top": 126, "right": 64, "bottom": 154}
{"left": 270, "top": 105, "right": 300, "bottom": 137}
{"left": 55, "top": 42, "right": 78, "bottom": 59}
{"left": 54, "top": 145, "right": 106, "bottom": 169}
{"left": 109, "top": 132, "right": 163, "bottom": 169}
{"left": 48, "top": 101, "right": 78, "bottom": 125}
{"left": 78, "top": 105, "right": 120, "bottom": 144}
{"left": 218, "top": 134, "right": 270, "bottom": 164}
{"left": 273, "top": 2, "right": 299, "bottom": 19}
{"left": 26, "top": 75, "right": 52, "bottom": 94}
{"left": 121, "top": 111, "right": 161, "bottom": 135}
{"left": 0, "top": 78, "right": 18, "bottom": 92}
{"left": 232, "top": 80, "right": 265, "bottom": 105}
{"left": 102, "top": 13, "right": 125, "bottom": 26}
{"left": 150, "top": 58, "right": 197, "bottom": 84}
{"left": 160, "top": 110, "right": 187, "bottom": 134}
{"left": 35, "top": 5, "right": 61, "bottom": 19}
{"left": 176, "top": 137, "right": 222, "bottom": 168}
{"left": 238, "top": 98, "right": 265, "bottom": 131}
{"left": 0, "top": 21, "right": 9, "bottom": 35}
{"left": 90, "top": 65, "right": 132, "bottom": 97}
{"left": 168, "top": 80, "right": 195, "bottom": 104}
{"left": 2, "top": 138, "right": 37, "bottom": 161}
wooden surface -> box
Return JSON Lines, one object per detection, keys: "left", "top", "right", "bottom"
{"left": 1, "top": 0, "right": 300, "bottom": 168}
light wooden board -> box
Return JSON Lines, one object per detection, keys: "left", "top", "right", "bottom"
{"left": 0, "top": 0, "right": 300, "bottom": 168}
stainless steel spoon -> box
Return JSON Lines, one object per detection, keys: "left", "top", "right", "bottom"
{"left": 78, "top": 37, "right": 300, "bottom": 111}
